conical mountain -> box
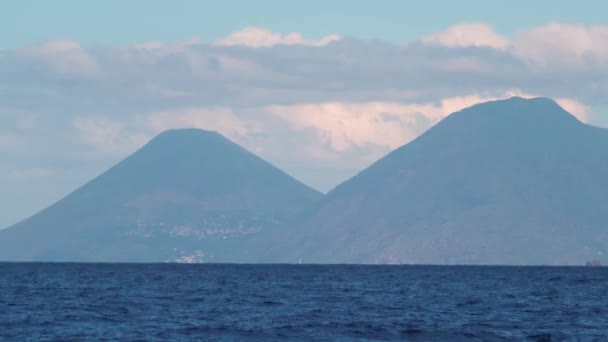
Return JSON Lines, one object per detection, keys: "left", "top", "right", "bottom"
{"left": 281, "top": 97, "right": 608, "bottom": 265}
{"left": 0, "top": 128, "right": 322, "bottom": 262}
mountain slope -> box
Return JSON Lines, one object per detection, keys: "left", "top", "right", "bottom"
{"left": 0, "top": 129, "right": 322, "bottom": 262}
{"left": 280, "top": 97, "right": 608, "bottom": 265}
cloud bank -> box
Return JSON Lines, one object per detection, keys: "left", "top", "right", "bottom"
{"left": 214, "top": 27, "right": 341, "bottom": 47}
{"left": 1, "top": 24, "right": 607, "bottom": 226}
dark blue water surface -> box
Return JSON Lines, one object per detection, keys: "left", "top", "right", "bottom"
{"left": 1, "top": 264, "right": 607, "bottom": 341}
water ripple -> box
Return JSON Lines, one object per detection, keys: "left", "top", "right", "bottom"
{"left": 1, "top": 264, "right": 607, "bottom": 341}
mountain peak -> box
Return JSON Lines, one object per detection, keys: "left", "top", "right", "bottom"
{"left": 0, "top": 128, "right": 322, "bottom": 262}
{"left": 449, "top": 96, "right": 578, "bottom": 124}
{"left": 155, "top": 128, "right": 222, "bottom": 138}
{"left": 147, "top": 128, "right": 228, "bottom": 147}
{"left": 130, "top": 128, "right": 245, "bottom": 165}
{"left": 282, "top": 96, "right": 608, "bottom": 265}
{"left": 413, "top": 96, "right": 582, "bottom": 149}
{"left": 469, "top": 96, "right": 559, "bottom": 109}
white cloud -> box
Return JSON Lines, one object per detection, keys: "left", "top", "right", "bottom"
{"left": 422, "top": 22, "right": 608, "bottom": 68}
{"left": 553, "top": 98, "right": 593, "bottom": 122}
{"left": 513, "top": 23, "right": 608, "bottom": 67}
{"left": 267, "top": 102, "right": 433, "bottom": 151}
{"left": 266, "top": 93, "right": 531, "bottom": 151}
{"left": 420, "top": 23, "right": 511, "bottom": 50}
{"left": 18, "top": 40, "right": 100, "bottom": 79}
{"left": 3, "top": 22, "right": 608, "bottom": 230}
{"left": 8, "top": 25, "right": 608, "bottom": 114}
{"left": 73, "top": 107, "right": 259, "bottom": 157}
{"left": 73, "top": 118, "right": 148, "bottom": 157}
{"left": 214, "top": 27, "right": 341, "bottom": 47}
{"left": 2, "top": 23, "right": 607, "bottom": 206}
{"left": 266, "top": 91, "right": 593, "bottom": 152}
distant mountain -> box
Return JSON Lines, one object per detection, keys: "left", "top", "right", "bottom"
{"left": 4, "top": 98, "right": 608, "bottom": 265}
{"left": 0, "top": 129, "right": 322, "bottom": 262}
{"left": 277, "top": 97, "right": 608, "bottom": 265}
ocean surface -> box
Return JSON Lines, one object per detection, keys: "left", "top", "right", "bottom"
{"left": 1, "top": 264, "right": 607, "bottom": 341}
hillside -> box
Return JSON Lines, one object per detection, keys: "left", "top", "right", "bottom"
{"left": 278, "top": 97, "right": 608, "bottom": 265}
{"left": 0, "top": 129, "right": 322, "bottom": 262}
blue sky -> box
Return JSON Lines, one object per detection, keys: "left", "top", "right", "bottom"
{"left": 3, "top": 0, "right": 608, "bottom": 48}
{"left": 2, "top": 1, "right": 608, "bottom": 228}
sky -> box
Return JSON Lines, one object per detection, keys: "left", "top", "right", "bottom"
{"left": 3, "top": 0, "right": 607, "bottom": 49}
{"left": 1, "top": 1, "right": 608, "bottom": 228}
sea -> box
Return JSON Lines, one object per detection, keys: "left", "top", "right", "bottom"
{"left": 1, "top": 263, "right": 607, "bottom": 341}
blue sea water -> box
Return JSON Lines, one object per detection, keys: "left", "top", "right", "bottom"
{"left": 1, "top": 264, "right": 607, "bottom": 341}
